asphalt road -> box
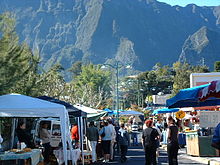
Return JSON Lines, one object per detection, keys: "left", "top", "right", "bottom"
{"left": 104, "top": 145, "right": 207, "bottom": 165}
{"left": 96, "top": 132, "right": 207, "bottom": 165}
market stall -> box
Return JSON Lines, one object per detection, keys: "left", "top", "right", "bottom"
{"left": 166, "top": 84, "right": 220, "bottom": 108}
{"left": 152, "top": 108, "right": 179, "bottom": 115}
{"left": 152, "top": 108, "right": 186, "bottom": 146}
{"left": 166, "top": 83, "right": 220, "bottom": 156}
{"left": 37, "top": 96, "right": 88, "bottom": 164}
{"left": 0, "top": 94, "right": 75, "bottom": 165}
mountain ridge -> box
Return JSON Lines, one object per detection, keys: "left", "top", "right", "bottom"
{"left": 179, "top": 26, "right": 220, "bottom": 68}
{"left": 0, "top": 0, "right": 220, "bottom": 73}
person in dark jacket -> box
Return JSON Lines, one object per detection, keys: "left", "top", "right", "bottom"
{"left": 16, "top": 122, "right": 33, "bottom": 148}
{"left": 115, "top": 122, "right": 120, "bottom": 154}
{"left": 118, "top": 123, "right": 129, "bottom": 163}
{"left": 167, "top": 116, "right": 179, "bottom": 165}
{"left": 142, "top": 120, "right": 159, "bottom": 165}
{"left": 86, "top": 121, "right": 99, "bottom": 163}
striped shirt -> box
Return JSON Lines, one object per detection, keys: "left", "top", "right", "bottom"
{"left": 131, "top": 124, "right": 139, "bottom": 133}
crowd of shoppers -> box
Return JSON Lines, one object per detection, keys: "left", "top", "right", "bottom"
{"left": 84, "top": 118, "right": 131, "bottom": 164}
{"left": 13, "top": 115, "right": 181, "bottom": 165}
{"left": 84, "top": 115, "right": 181, "bottom": 164}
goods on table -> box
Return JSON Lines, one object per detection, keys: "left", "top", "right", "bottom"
{"left": 9, "top": 148, "right": 32, "bottom": 153}
{"left": 23, "top": 148, "right": 32, "bottom": 152}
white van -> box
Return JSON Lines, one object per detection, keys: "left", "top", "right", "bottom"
{"left": 32, "top": 118, "right": 61, "bottom": 148}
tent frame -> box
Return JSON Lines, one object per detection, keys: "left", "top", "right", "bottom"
{"left": 0, "top": 94, "right": 74, "bottom": 165}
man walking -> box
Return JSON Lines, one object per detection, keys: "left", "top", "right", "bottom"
{"left": 108, "top": 119, "right": 116, "bottom": 161}
{"left": 142, "top": 120, "right": 159, "bottom": 165}
{"left": 86, "top": 121, "right": 99, "bottom": 163}
{"left": 131, "top": 121, "right": 139, "bottom": 146}
{"left": 118, "top": 123, "right": 130, "bottom": 163}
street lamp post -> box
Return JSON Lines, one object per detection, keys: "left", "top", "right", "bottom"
{"left": 102, "top": 61, "right": 130, "bottom": 122}
{"left": 115, "top": 62, "right": 119, "bottom": 121}
{"left": 127, "top": 75, "right": 148, "bottom": 108}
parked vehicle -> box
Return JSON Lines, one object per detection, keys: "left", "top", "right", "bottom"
{"left": 32, "top": 118, "right": 61, "bottom": 148}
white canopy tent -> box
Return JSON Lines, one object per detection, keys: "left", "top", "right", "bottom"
{"left": 0, "top": 94, "right": 73, "bottom": 165}
{"left": 73, "top": 104, "right": 98, "bottom": 114}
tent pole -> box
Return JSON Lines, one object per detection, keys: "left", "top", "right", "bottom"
{"left": 60, "top": 112, "right": 68, "bottom": 165}
{"left": 10, "top": 118, "right": 17, "bottom": 149}
{"left": 67, "top": 116, "right": 75, "bottom": 165}
{"left": 80, "top": 117, "right": 85, "bottom": 165}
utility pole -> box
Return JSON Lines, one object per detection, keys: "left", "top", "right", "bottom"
{"left": 102, "top": 61, "right": 131, "bottom": 122}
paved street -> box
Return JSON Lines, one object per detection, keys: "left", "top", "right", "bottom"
{"left": 106, "top": 145, "right": 207, "bottom": 165}
{"left": 95, "top": 133, "right": 208, "bottom": 165}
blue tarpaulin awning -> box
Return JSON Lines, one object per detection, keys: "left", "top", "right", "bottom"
{"left": 152, "top": 108, "right": 179, "bottom": 115}
{"left": 166, "top": 84, "right": 220, "bottom": 108}
{"left": 104, "top": 108, "right": 113, "bottom": 113}
{"left": 119, "top": 110, "right": 143, "bottom": 116}
{"left": 107, "top": 109, "right": 125, "bottom": 115}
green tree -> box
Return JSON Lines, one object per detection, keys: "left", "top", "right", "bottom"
{"left": 37, "top": 64, "right": 66, "bottom": 98}
{"left": 121, "top": 63, "right": 174, "bottom": 108}
{"left": 69, "top": 61, "right": 82, "bottom": 78}
{"left": 0, "top": 13, "right": 40, "bottom": 95}
{"left": 214, "top": 61, "right": 220, "bottom": 72}
{"left": 8, "top": 48, "right": 40, "bottom": 96}
{"left": 172, "top": 62, "right": 209, "bottom": 94}
{"left": 67, "top": 64, "right": 112, "bottom": 108}
{"left": 138, "top": 64, "right": 174, "bottom": 95}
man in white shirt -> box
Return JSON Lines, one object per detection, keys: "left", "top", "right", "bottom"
{"left": 131, "top": 122, "right": 139, "bottom": 146}
{"left": 108, "top": 119, "right": 116, "bottom": 161}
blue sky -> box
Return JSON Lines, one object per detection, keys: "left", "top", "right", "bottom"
{"left": 157, "top": 0, "right": 220, "bottom": 7}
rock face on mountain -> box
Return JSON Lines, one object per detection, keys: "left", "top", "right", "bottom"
{"left": 179, "top": 26, "right": 220, "bottom": 69}
{"left": 0, "top": 0, "right": 220, "bottom": 71}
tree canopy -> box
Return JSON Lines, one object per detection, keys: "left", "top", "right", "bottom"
{"left": 0, "top": 13, "right": 39, "bottom": 95}
{"left": 66, "top": 64, "right": 112, "bottom": 108}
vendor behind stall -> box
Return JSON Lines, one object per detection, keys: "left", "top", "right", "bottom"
{"left": 15, "top": 122, "right": 33, "bottom": 148}
{"left": 183, "top": 119, "right": 193, "bottom": 131}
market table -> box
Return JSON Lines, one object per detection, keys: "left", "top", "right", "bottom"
{"left": 0, "top": 149, "right": 42, "bottom": 165}
{"left": 53, "top": 148, "right": 81, "bottom": 165}
{"left": 185, "top": 131, "right": 218, "bottom": 156}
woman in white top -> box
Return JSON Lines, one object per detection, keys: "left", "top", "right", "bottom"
{"left": 40, "top": 123, "right": 51, "bottom": 163}
{"left": 99, "top": 121, "right": 113, "bottom": 163}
